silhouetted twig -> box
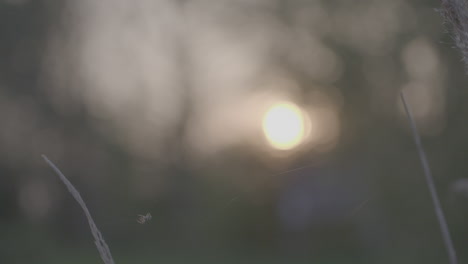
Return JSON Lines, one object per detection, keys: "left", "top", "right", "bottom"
{"left": 42, "top": 155, "right": 115, "bottom": 264}
{"left": 400, "top": 91, "right": 458, "bottom": 264}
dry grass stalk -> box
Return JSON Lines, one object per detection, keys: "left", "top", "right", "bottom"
{"left": 400, "top": 92, "right": 458, "bottom": 264}
{"left": 42, "top": 154, "right": 115, "bottom": 264}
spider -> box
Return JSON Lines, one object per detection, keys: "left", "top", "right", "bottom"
{"left": 136, "top": 213, "right": 152, "bottom": 224}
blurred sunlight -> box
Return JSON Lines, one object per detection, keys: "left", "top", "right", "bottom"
{"left": 262, "top": 102, "right": 307, "bottom": 150}
{"left": 1, "top": 0, "right": 466, "bottom": 263}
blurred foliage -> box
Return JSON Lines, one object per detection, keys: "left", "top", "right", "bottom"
{"left": 1, "top": 0, "right": 468, "bottom": 263}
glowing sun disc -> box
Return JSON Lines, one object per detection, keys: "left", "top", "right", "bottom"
{"left": 262, "top": 102, "right": 306, "bottom": 150}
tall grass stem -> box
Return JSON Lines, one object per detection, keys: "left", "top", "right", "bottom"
{"left": 400, "top": 91, "right": 458, "bottom": 264}
{"left": 42, "top": 155, "right": 115, "bottom": 264}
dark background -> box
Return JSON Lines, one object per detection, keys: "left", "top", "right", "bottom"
{"left": 1, "top": 0, "right": 468, "bottom": 263}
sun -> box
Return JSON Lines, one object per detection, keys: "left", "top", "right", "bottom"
{"left": 262, "top": 102, "right": 306, "bottom": 150}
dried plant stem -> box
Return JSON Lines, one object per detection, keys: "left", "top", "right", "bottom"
{"left": 42, "top": 155, "right": 115, "bottom": 264}
{"left": 400, "top": 92, "right": 458, "bottom": 264}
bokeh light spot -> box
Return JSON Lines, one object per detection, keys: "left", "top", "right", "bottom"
{"left": 262, "top": 102, "right": 306, "bottom": 150}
